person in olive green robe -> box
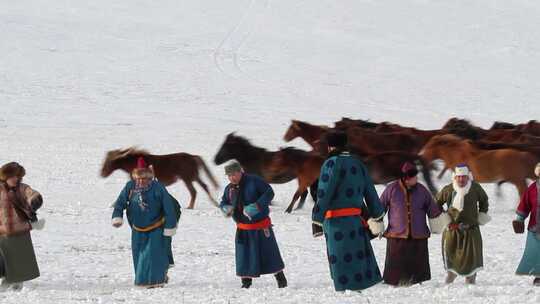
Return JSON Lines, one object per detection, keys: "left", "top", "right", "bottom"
{"left": 435, "top": 164, "right": 491, "bottom": 284}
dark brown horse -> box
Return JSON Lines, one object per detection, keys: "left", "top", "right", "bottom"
{"left": 101, "top": 148, "right": 219, "bottom": 209}
{"left": 420, "top": 134, "right": 538, "bottom": 197}
{"left": 213, "top": 133, "right": 317, "bottom": 206}
{"left": 491, "top": 120, "right": 540, "bottom": 136}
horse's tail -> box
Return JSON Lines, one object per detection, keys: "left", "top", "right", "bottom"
{"left": 416, "top": 156, "right": 437, "bottom": 195}
{"left": 195, "top": 156, "right": 220, "bottom": 189}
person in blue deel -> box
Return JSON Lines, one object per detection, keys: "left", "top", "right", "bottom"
{"left": 312, "top": 131, "right": 386, "bottom": 292}
{"left": 111, "top": 157, "right": 178, "bottom": 288}
{"left": 219, "top": 160, "right": 287, "bottom": 289}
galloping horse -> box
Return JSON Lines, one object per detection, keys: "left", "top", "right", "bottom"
{"left": 420, "top": 134, "right": 538, "bottom": 197}
{"left": 213, "top": 133, "right": 317, "bottom": 207}
{"left": 283, "top": 120, "right": 330, "bottom": 152}
{"left": 101, "top": 148, "right": 219, "bottom": 209}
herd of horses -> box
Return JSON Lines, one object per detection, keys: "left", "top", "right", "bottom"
{"left": 100, "top": 117, "right": 540, "bottom": 213}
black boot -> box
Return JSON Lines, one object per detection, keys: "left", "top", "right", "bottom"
{"left": 241, "top": 278, "right": 252, "bottom": 289}
{"left": 275, "top": 271, "right": 287, "bottom": 288}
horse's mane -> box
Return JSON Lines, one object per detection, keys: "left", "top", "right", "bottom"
{"left": 442, "top": 118, "right": 483, "bottom": 140}
{"left": 293, "top": 120, "right": 329, "bottom": 131}
{"left": 334, "top": 117, "right": 379, "bottom": 129}
{"left": 226, "top": 134, "right": 268, "bottom": 153}
{"left": 104, "top": 147, "right": 150, "bottom": 164}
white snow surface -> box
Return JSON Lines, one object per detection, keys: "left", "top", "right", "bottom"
{"left": 1, "top": 0, "right": 540, "bottom": 303}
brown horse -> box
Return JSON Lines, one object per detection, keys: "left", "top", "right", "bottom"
{"left": 267, "top": 148, "right": 325, "bottom": 213}
{"left": 213, "top": 133, "right": 318, "bottom": 206}
{"left": 283, "top": 120, "right": 330, "bottom": 152}
{"left": 346, "top": 127, "right": 425, "bottom": 155}
{"left": 101, "top": 148, "right": 219, "bottom": 209}
{"left": 420, "top": 134, "right": 538, "bottom": 197}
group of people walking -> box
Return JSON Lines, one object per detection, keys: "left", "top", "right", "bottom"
{"left": 1, "top": 131, "right": 539, "bottom": 292}
{"left": 312, "top": 131, "right": 540, "bottom": 292}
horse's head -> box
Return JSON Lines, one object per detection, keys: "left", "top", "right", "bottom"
{"left": 214, "top": 133, "right": 251, "bottom": 165}
{"left": 283, "top": 120, "right": 302, "bottom": 142}
{"left": 100, "top": 147, "right": 147, "bottom": 177}
{"left": 419, "top": 134, "right": 462, "bottom": 162}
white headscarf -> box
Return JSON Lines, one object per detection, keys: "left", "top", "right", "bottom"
{"left": 451, "top": 165, "right": 473, "bottom": 212}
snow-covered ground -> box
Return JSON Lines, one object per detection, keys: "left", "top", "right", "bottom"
{"left": 1, "top": 0, "right": 540, "bottom": 303}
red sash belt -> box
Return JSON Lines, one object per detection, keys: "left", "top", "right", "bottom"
{"left": 325, "top": 208, "right": 367, "bottom": 227}
{"left": 236, "top": 217, "right": 271, "bottom": 230}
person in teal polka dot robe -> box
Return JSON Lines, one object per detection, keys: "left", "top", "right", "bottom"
{"left": 312, "top": 131, "right": 385, "bottom": 292}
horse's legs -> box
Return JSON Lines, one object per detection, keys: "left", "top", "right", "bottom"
{"left": 437, "top": 167, "right": 448, "bottom": 179}
{"left": 196, "top": 177, "right": 218, "bottom": 207}
{"left": 285, "top": 190, "right": 304, "bottom": 214}
{"left": 296, "top": 181, "right": 317, "bottom": 210}
{"left": 183, "top": 180, "right": 197, "bottom": 209}
{"left": 495, "top": 181, "right": 506, "bottom": 198}
{"left": 298, "top": 191, "right": 308, "bottom": 209}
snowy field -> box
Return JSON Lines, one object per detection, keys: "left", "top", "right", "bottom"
{"left": 1, "top": 0, "right": 540, "bottom": 303}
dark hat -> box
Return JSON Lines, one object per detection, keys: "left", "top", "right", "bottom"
{"left": 326, "top": 131, "right": 348, "bottom": 148}
{"left": 401, "top": 162, "right": 418, "bottom": 178}
{"left": 131, "top": 157, "right": 154, "bottom": 179}
{"left": 0, "top": 162, "right": 26, "bottom": 182}
{"left": 224, "top": 161, "right": 243, "bottom": 175}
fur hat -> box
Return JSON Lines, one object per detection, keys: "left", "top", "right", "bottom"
{"left": 0, "top": 162, "right": 26, "bottom": 182}
{"left": 454, "top": 163, "right": 470, "bottom": 176}
{"left": 326, "top": 131, "right": 347, "bottom": 148}
{"left": 535, "top": 162, "right": 540, "bottom": 177}
{"left": 400, "top": 162, "right": 418, "bottom": 179}
{"left": 131, "top": 157, "right": 154, "bottom": 179}
{"left": 224, "top": 161, "right": 243, "bottom": 175}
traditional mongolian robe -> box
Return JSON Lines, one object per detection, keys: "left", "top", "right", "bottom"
{"left": 112, "top": 180, "right": 177, "bottom": 287}
{"left": 219, "top": 174, "right": 285, "bottom": 278}
{"left": 436, "top": 181, "right": 490, "bottom": 277}
{"left": 515, "top": 181, "right": 540, "bottom": 277}
{"left": 312, "top": 152, "right": 385, "bottom": 292}
{"left": 380, "top": 180, "right": 444, "bottom": 285}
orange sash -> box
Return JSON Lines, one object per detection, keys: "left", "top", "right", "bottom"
{"left": 236, "top": 218, "right": 272, "bottom": 230}
{"left": 325, "top": 207, "right": 362, "bottom": 219}
{"left": 132, "top": 217, "right": 165, "bottom": 232}
{"left": 325, "top": 208, "right": 367, "bottom": 227}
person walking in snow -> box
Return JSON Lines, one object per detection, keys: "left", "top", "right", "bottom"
{"left": 513, "top": 162, "right": 540, "bottom": 286}
{"left": 0, "top": 162, "right": 45, "bottom": 291}
{"left": 111, "top": 157, "right": 178, "bottom": 288}
{"left": 219, "top": 160, "right": 287, "bottom": 289}
{"left": 436, "top": 164, "right": 491, "bottom": 284}
{"left": 312, "top": 131, "right": 385, "bottom": 292}
{"left": 380, "top": 162, "right": 450, "bottom": 286}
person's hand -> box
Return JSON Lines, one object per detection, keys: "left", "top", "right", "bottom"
{"left": 112, "top": 217, "right": 123, "bottom": 228}
{"left": 512, "top": 220, "right": 525, "bottom": 234}
{"left": 221, "top": 205, "right": 234, "bottom": 217}
{"left": 312, "top": 223, "right": 323, "bottom": 238}
{"left": 31, "top": 218, "right": 46, "bottom": 230}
